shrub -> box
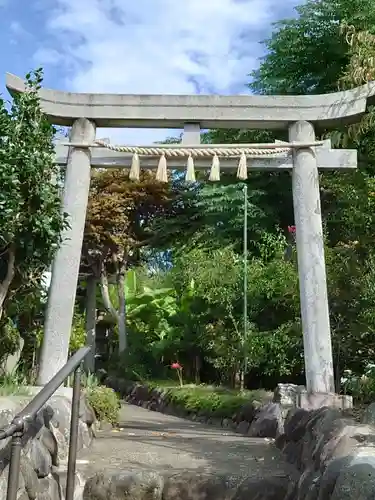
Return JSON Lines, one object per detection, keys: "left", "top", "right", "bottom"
{"left": 146, "top": 381, "right": 272, "bottom": 418}
{"left": 341, "top": 364, "right": 375, "bottom": 404}
{"left": 86, "top": 385, "right": 120, "bottom": 425}
{"left": 81, "top": 371, "right": 100, "bottom": 390}
{"left": 0, "top": 318, "right": 21, "bottom": 367}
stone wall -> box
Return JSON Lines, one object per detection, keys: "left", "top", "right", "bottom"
{"left": 275, "top": 404, "right": 375, "bottom": 499}
{"left": 83, "top": 469, "right": 297, "bottom": 500}
{"left": 0, "top": 393, "right": 95, "bottom": 500}
{"left": 104, "top": 378, "right": 375, "bottom": 498}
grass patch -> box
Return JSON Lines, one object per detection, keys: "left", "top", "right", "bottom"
{"left": 0, "top": 372, "right": 30, "bottom": 397}
{"left": 146, "top": 381, "right": 272, "bottom": 418}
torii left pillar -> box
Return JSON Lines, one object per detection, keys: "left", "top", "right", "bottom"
{"left": 37, "top": 118, "right": 96, "bottom": 385}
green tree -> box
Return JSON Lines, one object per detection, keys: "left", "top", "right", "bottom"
{"left": 0, "top": 70, "right": 66, "bottom": 361}
{"left": 250, "top": 0, "right": 375, "bottom": 96}
{"left": 82, "top": 168, "right": 173, "bottom": 352}
{"left": 246, "top": 0, "right": 375, "bottom": 382}
{"left": 150, "top": 0, "right": 375, "bottom": 385}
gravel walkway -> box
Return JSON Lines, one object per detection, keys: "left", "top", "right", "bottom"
{"left": 77, "top": 403, "right": 296, "bottom": 482}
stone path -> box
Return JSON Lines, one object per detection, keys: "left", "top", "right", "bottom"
{"left": 77, "top": 403, "right": 296, "bottom": 482}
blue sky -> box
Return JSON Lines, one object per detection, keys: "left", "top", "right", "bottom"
{"left": 0, "top": 0, "right": 300, "bottom": 143}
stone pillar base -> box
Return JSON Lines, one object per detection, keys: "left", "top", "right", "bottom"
{"left": 274, "top": 383, "right": 353, "bottom": 410}
{"left": 26, "top": 386, "right": 73, "bottom": 401}
{"left": 297, "top": 390, "right": 353, "bottom": 410}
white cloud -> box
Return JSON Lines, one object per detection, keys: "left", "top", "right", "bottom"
{"left": 36, "top": 0, "right": 298, "bottom": 144}
{"left": 9, "top": 21, "right": 31, "bottom": 45}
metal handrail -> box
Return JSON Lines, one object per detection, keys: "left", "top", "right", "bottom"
{"left": 0, "top": 346, "right": 91, "bottom": 500}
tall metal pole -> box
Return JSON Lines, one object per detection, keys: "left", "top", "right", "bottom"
{"left": 243, "top": 184, "right": 248, "bottom": 388}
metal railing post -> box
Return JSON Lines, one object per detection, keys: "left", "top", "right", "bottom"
{"left": 65, "top": 364, "right": 82, "bottom": 500}
{"left": 6, "top": 419, "right": 23, "bottom": 500}
{"left": 0, "top": 347, "right": 90, "bottom": 500}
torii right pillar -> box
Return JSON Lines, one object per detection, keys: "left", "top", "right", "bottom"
{"left": 289, "top": 121, "right": 351, "bottom": 409}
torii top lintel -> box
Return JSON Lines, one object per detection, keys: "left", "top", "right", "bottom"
{"left": 6, "top": 72, "right": 375, "bottom": 130}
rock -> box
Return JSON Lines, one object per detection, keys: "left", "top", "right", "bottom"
{"left": 222, "top": 418, "right": 230, "bottom": 428}
{"left": 248, "top": 404, "right": 283, "bottom": 438}
{"left": 23, "top": 410, "right": 46, "bottom": 443}
{"left": 361, "top": 402, "right": 375, "bottom": 426}
{"left": 290, "top": 407, "right": 341, "bottom": 470}
{"left": 26, "top": 439, "right": 52, "bottom": 478}
{"left": 49, "top": 424, "right": 69, "bottom": 463}
{"left": 83, "top": 470, "right": 163, "bottom": 500}
{"left": 131, "top": 384, "right": 150, "bottom": 405}
{"left": 209, "top": 417, "right": 222, "bottom": 427}
{"left": 237, "top": 402, "right": 257, "bottom": 423}
{"left": 331, "top": 447, "right": 375, "bottom": 499}
{"left": 56, "top": 469, "right": 85, "bottom": 500}
{"left": 38, "top": 427, "right": 58, "bottom": 466}
{"left": 295, "top": 467, "right": 321, "bottom": 500}
{"left": 281, "top": 441, "right": 302, "bottom": 467}
{"left": 284, "top": 481, "right": 298, "bottom": 500}
{"left": 0, "top": 462, "right": 26, "bottom": 499}
{"left": 162, "top": 471, "right": 230, "bottom": 500}
{"left": 237, "top": 421, "right": 250, "bottom": 434}
{"left": 44, "top": 396, "right": 72, "bottom": 439}
{"left": 80, "top": 395, "right": 96, "bottom": 427}
{"left": 317, "top": 456, "right": 352, "bottom": 500}
{"left": 311, "top": 417, "right": 375, "bottom": 469}
{"left": 17, "top": 490, "right": 30, "bottom": 500}
{"left": 20, "top": 456, "right": 39, "bottom": 500}
{"left": 36, "top": 476, "right": 60, "bottom": 500}
{"left": 45, "top": 395, "right": 91, "bottom": 450}
{"left": 232, "top": 475, "right": 290, "bottom": 500}
{"left": 283, "top": 408, "right": 309, "bottom": 442}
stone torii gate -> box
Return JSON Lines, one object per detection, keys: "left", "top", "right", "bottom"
{"left": 6, "top": 73, "right": 374, "bottom": 407}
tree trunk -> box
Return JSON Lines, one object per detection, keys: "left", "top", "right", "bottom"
{"left": 194, "top": 355, "right": 201, "bottom": 384}
{"left": 84, "top": 276, "right": 97, "bottom": 372}
{"left": 117, "top": 268, "right": 127, "bottom": 353}
{"left": 239, "top": 370, "right": 245, "bottom": 391}
{"left": 99, "top": 266, "right": 119, "bottom": 321}
{"left": 0, "top": 244, "right": 16, "bottom": 320}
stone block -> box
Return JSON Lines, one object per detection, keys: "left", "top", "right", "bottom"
{"left": 273, "top": 383, "right": 305, "bottom": 407}
{"left": 296, "top": 391, "right": 352, "bottom": 410}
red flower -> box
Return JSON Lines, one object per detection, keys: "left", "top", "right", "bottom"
{"left": 287, "top": 225, "right": 296, "bottom": 234}
{"left": 171, "top": 362, "right": 182, "bottom": 370}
